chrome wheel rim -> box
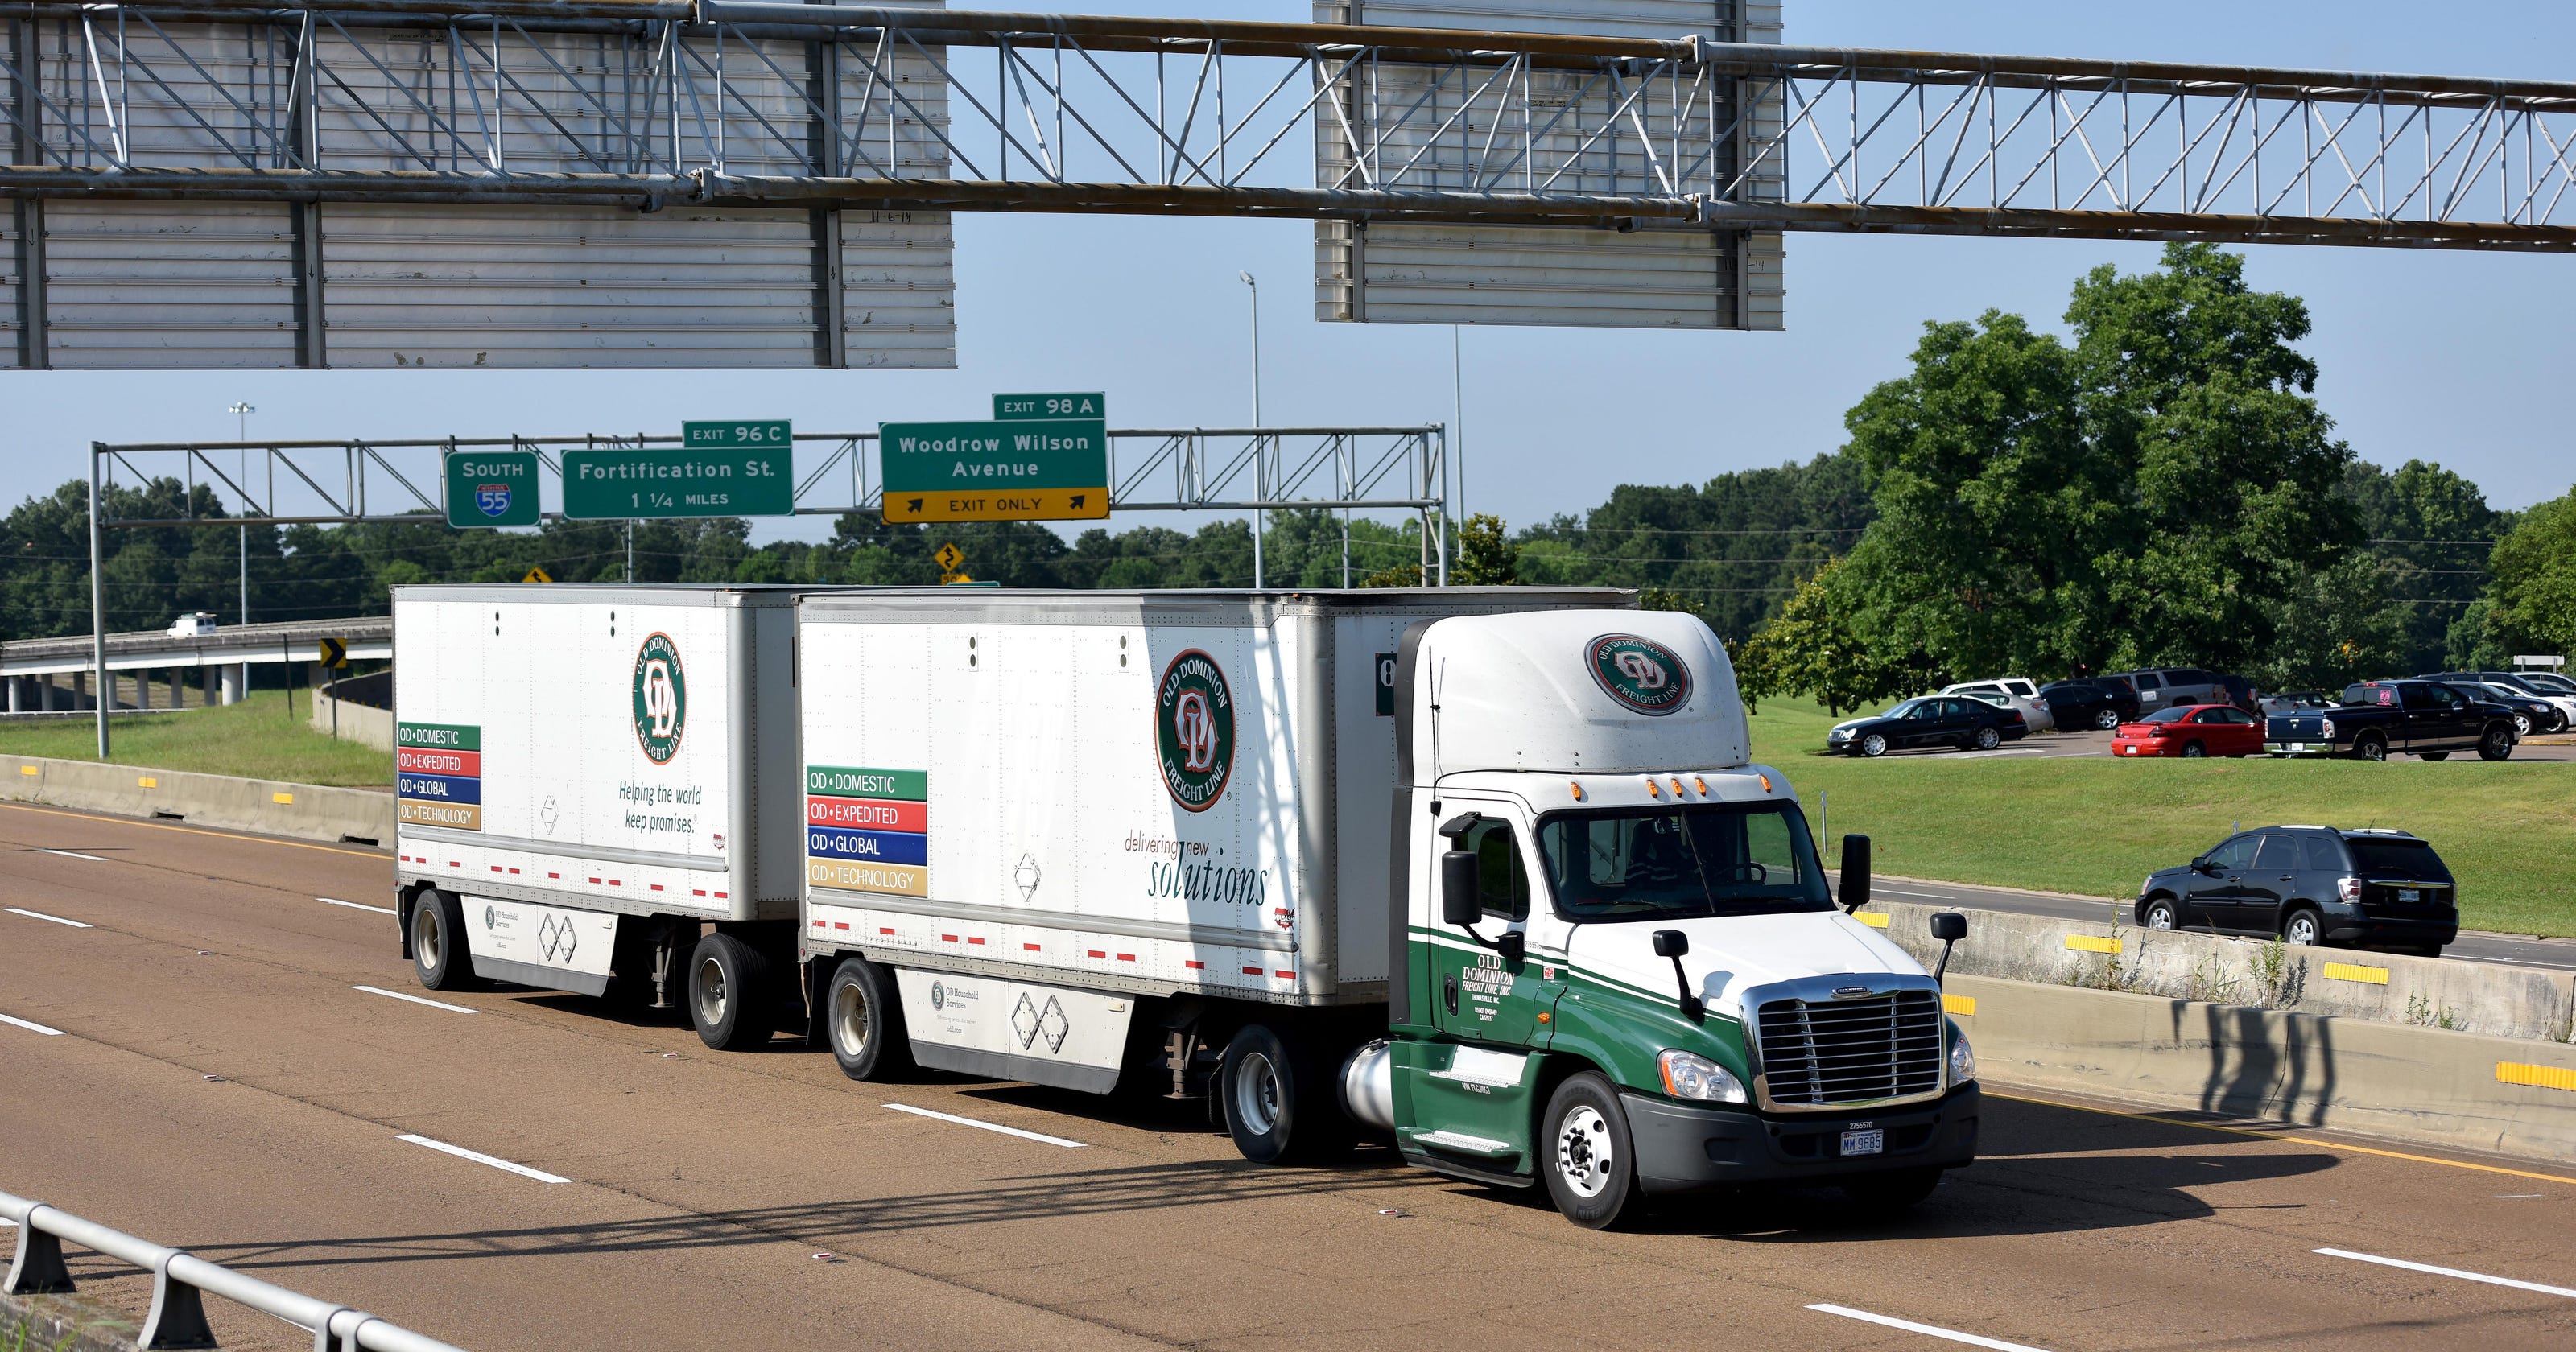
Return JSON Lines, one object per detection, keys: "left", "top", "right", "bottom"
{"left": 2147, "top": 905, "right": 2174, "bottom": 930}
{"left": 412, "top": 901, "right": 441, "bottom": 970}
{"left": 1976, "top": 728, "right": 1999, "bottom": 749}
{"left": 1232, "top": 1050, "right": 1282, "bottom": 1136}
{"left": 2096, "top": 710, "right": 2119, "bottom": 730}
{"left": 694, "top": 954, "right": 727, "bottom": 1028}
{"left": 1556, "top": 1105, "right": 1616, "bottom": 1199}
{"left": 1861, "top": 735, "right": 1886, "bottom": 756}
{"left": 2287, "top": 915, "right": 2318, "bottom": 946}
{"left": 832, "top": 977, "right": 870, "bottom": 1057}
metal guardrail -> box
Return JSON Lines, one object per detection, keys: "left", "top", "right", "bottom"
{"left": 2, "top": 1190, "right": 472, "bottom": 1352}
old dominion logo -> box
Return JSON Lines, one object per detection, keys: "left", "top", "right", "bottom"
{"left": 1154, "top": 649, "right": 1235, "bottom": 812}
{"left": 631, "top": 632, "right": 687, "bottom": 764}
{"left": 1587, "top": 634, "right": 1690, "bottom": 716}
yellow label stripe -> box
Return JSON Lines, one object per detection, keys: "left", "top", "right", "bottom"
{"left": 1943, "top": 994, "right": 1976, "bottom": 1016}
{"left": 2323, "top": 961, "right": 2390, "bottom": 985}
{"left": 1856, "top": 912, "right": 1890, "bottom": 929}
{"left": 2066, "top": 934, "right": 2122, "bottom": 954}
{"left": 2498, "top": 1061, "right": 2576, "bottom": 1093}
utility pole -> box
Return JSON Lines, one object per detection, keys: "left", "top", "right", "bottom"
{"left": 1239, "top": 270, "right": 1264, "bottom": 589}
{"left": 229, "top": 402, "right": 254, "bottom": 625}
{"left": 88, "top": 445, "right": 108, "bottom": 759}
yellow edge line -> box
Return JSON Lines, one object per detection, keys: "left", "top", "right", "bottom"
{"left": 0, "top": 799, "right": 384, "bottom": 859}
{"left": 1989, "top": 1090, "right": 2576, "bottom": 1186}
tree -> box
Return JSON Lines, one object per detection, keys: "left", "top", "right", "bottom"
{"left": 1453, "top": 513, "right": 1520, "bottom": 586}
{"left": 1733, "top": 559, "right": 1935, "bottom": 715}
{"left": 2343, "top": 458, "right": 2508, "bottom": 673}
{"left": 2479, "top": 491, "right": 2576, "bottom": 661}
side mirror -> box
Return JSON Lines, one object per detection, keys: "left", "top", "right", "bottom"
{"left": 1439, "top": 851, "right": 1481, "bottom": 927}
{"left": 1651, "top": 930, "right": 1703, "bottom": 1021}
{"left": 1837, "top": 834, "right": 1872, "bottom": 913}
{"left": 1929, "top": 912, "right": 1968, "bottom": 986}
{"left": 1495, "top": 931, "right": 1526, "bottom": 963}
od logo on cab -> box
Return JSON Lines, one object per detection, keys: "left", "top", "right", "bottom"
{"left": 1587, "top": 634, "right": 1691, "bottom": 715}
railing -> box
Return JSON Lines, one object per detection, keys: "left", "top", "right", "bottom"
{"left": 2, "top": 1189, "right": 473, "bottom": 1352}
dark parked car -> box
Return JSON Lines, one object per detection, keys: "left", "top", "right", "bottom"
{"left": 1826, "top": 695, "right": 2029, "bottom": 757}
{"left": 2264, "top": 680, "right": 2520, "bottom": 760}
{"left": 2418, "top": 671, "right": 2572, "bottom": 733}
{"left": 2135, "top": 826, "right": 2458, "bottom": 954}
{"left": 2107, "top": 667, "right": 2225, "bottom": 715}
{"left": 2038, "top": 678, "right": 2140, "bottom": 730}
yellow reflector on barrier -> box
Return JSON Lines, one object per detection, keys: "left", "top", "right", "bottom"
{"left": 271, "top": 792, "right": 295, "bottom": 805}
{"left": 17, "top": 765, "right": 35, "bottom": 776}
{"left": 2498, "top": 1062, "right": 2576, "bottom": 1093}
{"left": 2066, "top": 934, "right": 2122, "bottom": 954}
{"left": 1943, "top": 994, "right": 1976, "bottom": 1016}
{"left": 1856, "top": 912, "right": 1889, "bottom": 929}
{"left": 137, "top": 777, "right": 157, "bottom": 789}
{"left": 2323, "top": 962, "right": 2390, "bottom": 985}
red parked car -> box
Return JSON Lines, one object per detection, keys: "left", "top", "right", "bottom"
{"left": 2112, "top": 703, "right": 2264, "bottom": 758}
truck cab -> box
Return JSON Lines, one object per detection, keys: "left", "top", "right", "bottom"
{"left": 1366, "top": 610, "right": 1978, "bottom": 1227}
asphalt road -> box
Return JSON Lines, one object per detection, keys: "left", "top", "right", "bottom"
{"left": 4, "top": 801, "right": 2573, "bottom": 1352}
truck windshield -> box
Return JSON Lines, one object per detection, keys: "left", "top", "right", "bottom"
{"left": 1534, "top": 802, "right": 1834, "bottom": 921}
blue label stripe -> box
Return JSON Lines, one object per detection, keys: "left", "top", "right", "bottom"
{"left": 396, "top": 772, "right": 482, "bottom": 804}
{"left": 807, "top": 826, "right": 927, "bottom": 865}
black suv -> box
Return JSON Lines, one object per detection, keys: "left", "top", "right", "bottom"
{"left": 2135, "top": 826, "right": 2458, "bottom": 954}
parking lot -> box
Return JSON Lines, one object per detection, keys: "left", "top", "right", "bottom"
{"left": 1862, "top": 730, "right": 2576, "bottom": 762}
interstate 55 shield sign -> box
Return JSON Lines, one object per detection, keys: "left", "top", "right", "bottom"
{"left": 443, "top": 450, "right": 542, "bottom": 528}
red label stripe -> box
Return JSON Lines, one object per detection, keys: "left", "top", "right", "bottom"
{"left": 878, "top": 927, "right": 895, "bottom": 935}
{"left": 1184, "top": 960, "right": 1205, "bottom": 969}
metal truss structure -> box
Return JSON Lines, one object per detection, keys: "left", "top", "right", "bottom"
{"left": 6, "top": 2, "right": 2574, "bottom": 250}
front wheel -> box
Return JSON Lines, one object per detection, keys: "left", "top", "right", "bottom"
{"left": 2479, "top": 725, "right": 2516, "bottom": 761}
{"left": 2283, "top": 909, "right": 2323, "bottom": 948}
{"left": 1859, "top": 733, "right": 1889, "bottom": 758}
{"left": 2512, "top": 713, "right": 2533, "bottom": 737}
{"left": 1974, "top": 727, "right": 2001, "bottom": 751}
{"left": 2094, "top": 708, "right": 2121, "bottom": 731}
{"left": 825, "top": 956, "right": 912, "bottom": 1081}
{"left": 1842, "top": 1167, "right": 1944, "bottom": 1217}
{"left": 2142, "top": 898, "right": 2178, "bottom": 931}
{"left": 410, "top": 889, "right": 480, "bottom": 991}
{"left": 1540, "top": 1074, "right": 1644, "bottom": 1230}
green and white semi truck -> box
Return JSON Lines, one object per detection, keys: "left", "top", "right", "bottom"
{"left": 794, "top": 590, "right": 1979, "bottom": 1227}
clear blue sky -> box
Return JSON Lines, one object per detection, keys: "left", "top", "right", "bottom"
{"left": 6, "top": 2, "right": 2570, "bottom": 546}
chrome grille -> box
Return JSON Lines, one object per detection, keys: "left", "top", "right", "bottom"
{"left": 1755, "top": 990, "right": 1945, "bottom": 1107}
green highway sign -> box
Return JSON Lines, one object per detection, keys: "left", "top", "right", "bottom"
{"left": 563, "top": 443, "right": 793, "bottom": 520}
{"left": 683, "top": 418, "right": 792, "bottom": 449}
{"left": 880, "top": 418, "right": 1110, "bottom": 523}
{"left": 994, "top": 392, "right": 1105, "bottom": 421}
{"left": 444, "top": 450, "right": 542, "bottom": 528}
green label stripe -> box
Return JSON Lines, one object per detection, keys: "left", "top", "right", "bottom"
{"left": 1406, "top": 926, "right": 1708, "bottom": 1011}
{"left": 807, "top": 765, "right": 927, "bottom": 800}
{"left": 398, "top": 722, "right": 481, "bottom": 751}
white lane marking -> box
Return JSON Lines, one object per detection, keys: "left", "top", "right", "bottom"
{"left": 1876, "top": 886, "right": 1959, "bottom": 900}
{"left": 353, "top": 985, "right": 477, "bottom": 1015}
{"left": 2314, "top": 1247, "right": 2576, "bottom": 1299}
{"left": 885, "top": 1103, "right": 1087, "bottom": 1148}
{"left": 1807, "top": 1305, "right": 2054, "bottom": 1351}
{"left": 5, "top": 907, "right": 92, "bottom": 929}
{"left": 0, "top": 1012, "right": 68, "bottom": 1037}
{"left": 395, "top": 1133, "right": 569, "bottom": 1184}
{"left": 318, "top": 897, "right": 398, "bottom": 917}
{"left": 37, "top": 849, "right": 107, "bottom": 862}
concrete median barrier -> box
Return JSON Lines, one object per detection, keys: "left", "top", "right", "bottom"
{"left": 0, "top": 753, "right": 392, "bottom": 848}
{"left": 0, "top": 1288, "right": 143, "bottom": 1352}
{"left": 1860, "top": 898, "right": 2576, "bottom": 1043}
{"left": 1952, "top": 973, "right": 2576, "bottom": 1163}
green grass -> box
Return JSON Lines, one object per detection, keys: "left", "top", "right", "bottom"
{"left": 0, "top": 694, "right": 391, "bottom": 788}
{"left": 1748, "top": 694, "right": 2576, "bottom": 938}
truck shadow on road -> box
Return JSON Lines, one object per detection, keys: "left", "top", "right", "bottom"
{"left": 1632, "top": 1095, "right": 2341, "bottom": 1242}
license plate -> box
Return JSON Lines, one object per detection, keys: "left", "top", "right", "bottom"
{"left": 1840, "top": 1128, "right": 1885, "bottom": 1157}
{"left": 2288, "top": 743, "right": 2309, "bottom": 752}
{"left": 2399, "top": 888, "right": 2421, "bottom": 903}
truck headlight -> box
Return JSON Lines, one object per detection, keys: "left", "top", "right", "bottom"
{"left": 1658, "top": 1049, "right": 1748, "bottom": 1103}
{"left": 1948, "top": 1026, "right": 1977, "bottom": 1086}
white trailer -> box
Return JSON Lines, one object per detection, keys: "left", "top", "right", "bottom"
{"left": 390, "top": 584, "right": 811, "bottom": 1047}
{"left": 795, "top": 590, "right": 1980, "bottom": 1226}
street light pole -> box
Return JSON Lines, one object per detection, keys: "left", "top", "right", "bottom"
{"left": 1239, "top": 270, "right": 1264, "bottom": 588}
{"left": 229, "top": 402, "right": 254, "bottom": 624}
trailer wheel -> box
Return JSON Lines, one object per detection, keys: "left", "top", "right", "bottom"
{"left": 687, "top": 933, "right": 775, "bottom": 1051}
{"left": 1540, "top": 1073, "right": 1644, "bottom": 1230}
{"left": 825, "top": 957, "right": 913, "bottom": 1081}
{"left": 411, "top": 889, "right": 479, "bottom": 991}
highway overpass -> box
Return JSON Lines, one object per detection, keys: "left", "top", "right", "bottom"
{"left": 0, "top": 616, "right": 388, "bottom": 713}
